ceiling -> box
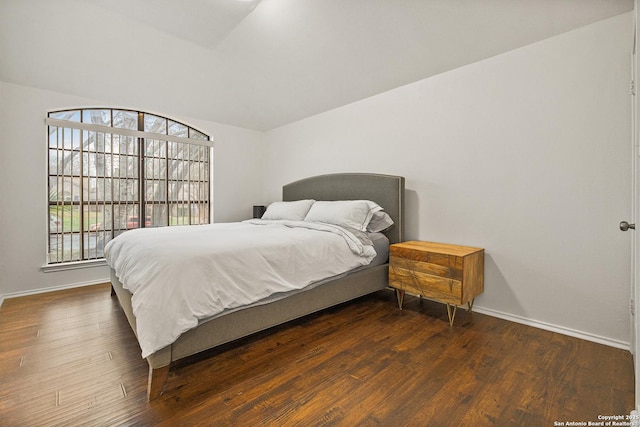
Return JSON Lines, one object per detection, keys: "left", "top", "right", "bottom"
{"left": 88, "top": 0, "right": 263, "bottom": 50}
{"left": 0, "top": 0, "right": 634, "bottom": 131}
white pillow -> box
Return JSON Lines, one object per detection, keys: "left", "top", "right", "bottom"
{"left": 262, "top": 199, "right": 315, "bottom": 221}
{"left": 367, "top": 211, "right": 394, "bottom": 232}
{"left": 304, "top": 200, "right": 382, "bottom": 231}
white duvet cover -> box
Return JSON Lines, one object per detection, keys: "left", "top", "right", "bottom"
{"left": 104, "top": 219, "right": 376, "bottom": 358}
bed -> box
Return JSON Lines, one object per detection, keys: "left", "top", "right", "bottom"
{"left": 108, "top": 173, "right": 405, "bottom": 400}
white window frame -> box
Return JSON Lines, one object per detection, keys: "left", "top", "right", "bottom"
{"left": 43, "top": 108, "right": 213, "bottom": 271}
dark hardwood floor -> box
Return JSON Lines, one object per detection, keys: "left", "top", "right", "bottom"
{"left": 0, "top": 283, "right": 634, "bottom": 426}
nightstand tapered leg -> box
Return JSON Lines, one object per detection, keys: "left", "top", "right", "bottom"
{"left": 467, "top": 299, "right": 474, "bottom": 312}
{"left": 395, "top": 289, "right": 405, "bottom": 309}
{"left": 446, "top": 303, "right": 457, "bottom": 326}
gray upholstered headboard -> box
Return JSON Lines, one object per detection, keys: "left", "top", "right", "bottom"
{"left": 282, "top": 173, "right": 405, "bottom": 244}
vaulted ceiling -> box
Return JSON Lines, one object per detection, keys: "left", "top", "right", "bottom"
{"left": 0, "top": 0, "right": 633, "bottom": 131}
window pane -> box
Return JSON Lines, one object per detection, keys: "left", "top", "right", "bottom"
{"left": 146, "top": 204, "right": 167, "bottom": 227}
{"left": 83, "top": 204, "right": 112, "bottom": 231}
{"left": 48, "top": 151, "right": 59, "bottom": 177}
{"left": 113, "top": 178, "right": 139, "bottom": 201}
{"left": 114, "top": 204, "right": 139, "bottom": 230}
{"left": 189, "top": 144, "right": 200, "bottom": 161}
{"left": 112, "top": 110, "right": 138, "bottom": 130}
{"left": 82, "top": 109, "right": 111, "bottom": 126}
{"left": 83, "top": 177, "right": 111, "bottom": 201}
{"left": 68, "top": 205, "right": 81, "bottom": 233}
{"left": 145, "top": 157, "right": 166, "bottom": 180}
{"left": 198, "top": 204, "right": 209, "bottom": 224}
{"left": 145, "top": 139, "right": 166, "bottom": 158}
{"left": 189, "top": 162, "right": 200, "bottom": 181}
{"left": 103, "top": 206, "right": 113, "bottom": 230}
{"left": 49, "top": 127, "right": 59, "bottom": 148}
{"left": 200, "top": 182, "right": 209, "bottom": 201}
{"left": 170, "top": 204, "right": 190, "bottom": 225}
{"left": 50, "top": 110, "right": 80, "bottom": 122}
{"left": 189, "top": 203, "right": 205, "bottom": 225}
{"left": 114, "top": 134, "right": 138, "bottom": 155}
{"left": 189, "top": 182, "right": 205, "bottom": 200}
{"left": 168, "top": 159, "right": 181, "bottom": 180}
{"left": 61, "top": 127, "right": 81, "bottom": 150}
{"left": 49, "top": 233, "right": 62, "bottom": 263}
{"left": 168, "top": 181, "right": 178, "bottom": 201}
{"left": 60, "top": 150, "right": 81, "bottom": 176}
{"left": 49, "top": 208, "right": 62, "bottom": 234}
{"left": 144, "top": 114, "right": 167, "bottom": 134}
{"left": 49, "top": 177, "right": 60, "bottom": 201}
{"left": 83, "top": 131, "right": 108, "bottom": 154}
{"left": 145, "top": 180, "right": 167, "bottom": 201}
{"left": 200, "top": 162, "right": 209, "bottom": 181}
{"left": 91, "top": 152, "right": 106, "bottom": 177}
{"left": 112, "top": 155, "right": 138, "bottom": 178}
{"left": 50, "top": 177, "right": 82, "bottom": 202}
{"left": 168, "top": 121, "right": 188, "bottom": 137}
{"left": 103, "top": 133, "right": 113, "bottom": 154}
{"left": 189, "top": 128, "right": 208, "bottom": 140}
{"left": 83, "top": 231, "right": 106, "bottom": 259}
{"left": 61, "top": 233, "right": 82, "bottom": 261}
{"left": 49, "top": 205, "right": 81, "bottom": 233}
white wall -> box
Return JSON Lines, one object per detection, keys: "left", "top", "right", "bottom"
{"left": 262, "top": 13, "right": 633, "bottom": 346}
{"left": 0, "top": 81, "right": 265, "bottom": 297}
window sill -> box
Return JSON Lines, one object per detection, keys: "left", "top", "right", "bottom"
{"left": 41, "top": 259, "right": 108, "bottom": 273}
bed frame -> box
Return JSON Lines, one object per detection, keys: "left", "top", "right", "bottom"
{"left": 110, "top": 173, "right": 405, "bottom": 400}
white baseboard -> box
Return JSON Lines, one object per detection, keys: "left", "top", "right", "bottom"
{"left": 391, "top": 288, "right": 630, "bottom": 350}
{"left": 473, "top": 305, "right": 631, "bottom": 351}
{"left": 0, "top": 278, "right": 110, "bottom": 308}
{"left": 1, "top": 283, "right": 631, "bottom": 351}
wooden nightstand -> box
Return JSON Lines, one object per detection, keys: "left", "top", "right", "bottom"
{"left": 389, "top": 241, "right": 484, "bottom": 326}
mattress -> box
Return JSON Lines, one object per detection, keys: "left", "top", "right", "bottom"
{"left": 105, "top": 220, "right": 383, "bottom": 357}
{"left": 198, "top": 231, "right": 389, "bottom": 323}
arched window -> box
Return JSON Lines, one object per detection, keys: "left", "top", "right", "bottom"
{"left": 46, "top": 108, "right": 212, "bottom": 264}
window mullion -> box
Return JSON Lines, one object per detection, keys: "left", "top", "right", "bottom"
{"left": 60, "top": 127, "right": 65, "bottom": 261}
{"left": 188, "top": 144, "right": 192, "bottom": 225}
{"left": 110, "top": 133, "right": 115, "bottom": 246}
{"left": 138, "top": 112, "right": 145, "bottom": 228}
{"left": 167, "top": 142, "right": 170, "bottom": 225}
{"left": 79, "top": 127, "right": 85, "bottom": 261}
{"left": 165, "top": 141, "right": 169, "bottom": 226}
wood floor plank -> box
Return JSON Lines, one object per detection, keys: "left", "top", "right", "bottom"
{"left": 0, "top": 284, "right": 634, "bottom": 426}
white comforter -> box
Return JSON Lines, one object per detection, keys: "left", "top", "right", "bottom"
{"left": 104, "top": 220, "right": 376, "bottom": 358}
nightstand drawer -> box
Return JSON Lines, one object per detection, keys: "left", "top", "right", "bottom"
{"left": 390, "top": 247, "right": 463, "bottom": 270}
{"left": 389, "top": 255, "right": 463, "bottom": 281}
{"left": 389, "top": 265, "right": 462, "bottom": 304}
